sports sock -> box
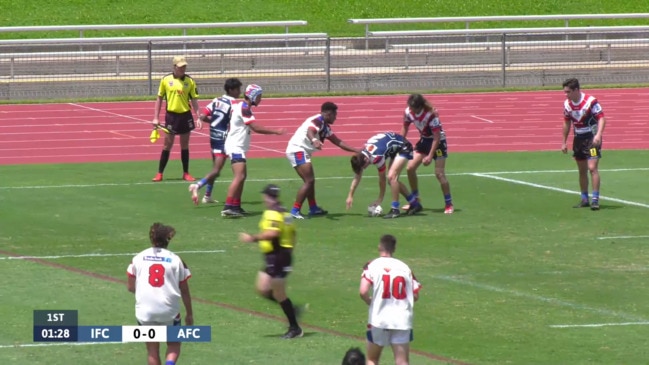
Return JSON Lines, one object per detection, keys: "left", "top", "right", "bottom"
{"left": 292, "top": 202, "right": 302, "bottom": 212}
{"left": 592, "top": 191, "right": 600, "bottom": 202}
{"left": 581, "top": 191, "right": 589, "bottom": 201}
{"left": 197, "top": 178, "right": 208, "bottom": 189}
{"left": 308, "top": 198, "right": 317, "bottom": 209}
{"left": 406, "top": 193, "right": 418, "bottom": 204}
{"left": 158, "top": 150, "right": 170, "bottom": 173}
{"left": 391, "top": 201, "right": 399, "bottom": 210}
{"left": 279, "top": 298, "right": 299, "bottom": 328}
{"left": 181, "top": 149, "right": 190, "bottom": 173}
{"left": 165, "top": 361, "right": 175, "bottom": 365}
{"left": 444, "top": 194, "right": 453, "bottom": 206}
{"left": 205, "top": 184, "right": 213, "bottom": 196}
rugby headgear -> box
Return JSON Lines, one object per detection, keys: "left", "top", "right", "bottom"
{"left": 245, "top": 84, "right": 263, "bottom": 105}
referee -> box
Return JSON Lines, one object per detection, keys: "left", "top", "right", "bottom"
{"left": 152, "top": 56, "right": 203, "bottom": 182}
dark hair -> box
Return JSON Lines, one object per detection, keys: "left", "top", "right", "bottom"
{"left": 407, "top": 93, "right": 434, "bottom": 113}
{"left": 149, "top": 222, "right": 176, "bottom": 248}
{"left": 341, "top": 347, "right": 366, "bottom": 365}
{"left": 379, "top": 234, "right": 397, "bottom": 253}
{"left": 224, "top": 78, "right": 243, "bottom": 93}
{"left": 321, "top": 101, "right": 338, "bottom": 113}
{"left": 350, "top": 153, "right": 366, "bottom": 174}
{"left": 562, "top": 78, "right": 580, "bottom": 90}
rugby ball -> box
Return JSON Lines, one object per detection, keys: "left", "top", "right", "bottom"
{"left": 368, "top": 204, "right": 383, "bottom": 217}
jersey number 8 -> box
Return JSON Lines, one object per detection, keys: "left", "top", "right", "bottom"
{"left": 381, "top": 274, "right": 407, "bottom": 300}
{"left": 148, "top": 263, "right": 165, "bottom": 287}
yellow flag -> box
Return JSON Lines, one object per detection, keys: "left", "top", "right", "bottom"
{"left": 149, "top": 129, "right": 160, "bottom": 143}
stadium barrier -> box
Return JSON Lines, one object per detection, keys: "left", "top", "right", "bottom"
{"left": 1, "top": 22, "right": 649, "bottom": 99}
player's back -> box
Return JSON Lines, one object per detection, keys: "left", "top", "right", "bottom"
{"left": 206, "top": 95, "right": 234, "bottom": 138}
{"left": 128, "top": 247, "right": 191, "bottom": 322}
{"left": 364, "top": 132, "right": 405, "bottom": 157}
{"left": 363, "top": 256, "right": 420, "bottom": 330}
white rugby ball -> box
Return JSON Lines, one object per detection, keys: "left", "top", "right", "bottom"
{"left": 368, "top": 204, "right": 383, "bottom": 217}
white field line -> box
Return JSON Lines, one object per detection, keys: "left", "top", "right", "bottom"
{"left": 0, "top": 342, "right": 119, "bottom": 349}
{"left": 596, "top": 235, "right": 649, "bottom": 240}
{"left": 0, "top": 167, "right": 647, "bottom": 191}
{"left": 0, "top": 250, "right": 225, "bottom": 260}
{"left": 434, "top": 275, "right": 647, "bottom": 322}
{"left": 472, "top": 173, "right": 649, "bottom": 209}
{"left": 550, "top": 321, "right": 649, "bottom": 328}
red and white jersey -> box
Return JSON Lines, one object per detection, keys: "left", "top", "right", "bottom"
{"left": 224, "top": 101, "right": 257, "bottom": 154}
{"left": 126, "top": 247, "right": 191, "bottom": 323}
{"left": 403, "top": 107, "right": 446, "bottom": 140}
{"left": 563, "top": 93, "right": 605, "bottom": 136}
{"left": 286, "top": 114, "right": 334, "bottom": 154}
{"left": 362, "top": 256, "right": 421, "bottom": 330}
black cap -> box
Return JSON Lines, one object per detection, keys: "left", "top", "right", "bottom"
{"left": 261, "top": 184, "right": 280, "bottom": 198}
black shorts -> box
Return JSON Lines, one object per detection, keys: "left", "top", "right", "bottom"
{"left": 387, "top": 141, "right": 414, "bottom": 160}
{"left": 164, "top": 111, "right": 195, "bottom": 135}
{"left": 414, "top": 138, "right": 448, "bottom": 160}
{"left": 572, "top": 135, "right": 601, "bottom": 160}
{"left": 263, "top": 250, "right": 293, "bottom": 278}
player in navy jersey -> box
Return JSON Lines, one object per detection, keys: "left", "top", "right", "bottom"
{"left": 561, "top": 78, "right": 607, "bottom": 210}
{"left": 401, "top": 93, "right": 454, "bottom": 214}
{"left": 347, "top": 132, "right": 419, "bottom": 219}
{"left": 188, "top": 78, "right": 242, "bottom": 205}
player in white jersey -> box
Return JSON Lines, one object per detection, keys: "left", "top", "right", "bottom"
{"left": 189, "top": 78, "right": 242, "bottom": 205}
{"left": 221, "top": 84, "right": 285, "bottom": 217}
{"left": 360, "top": 234, "right": 421, "bottom": 365}
{"left": 285, "top": 102, "right": 360, "bottom": 219}
{"left": 561, "top": 78, "right": 607, "bottom": 210}
{"left": 126, "top": 222, "right": 193, "bottom": 365}
{"left": 401, "top": 93, "right": 454, "bottom": 215}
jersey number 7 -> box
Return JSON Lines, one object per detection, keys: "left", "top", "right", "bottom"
{"left": 381, "top": 274, "right": 407, "bottom": 299}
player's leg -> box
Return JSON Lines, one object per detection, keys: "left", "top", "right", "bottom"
{"left": 435, "top": 157, "right": 453, "bottom": 214}
{"left": 573, "top": 137, "right": 590, "bottom": 207}
{"left": 178, "top": 132, "right": 195, "bottom": 181}
{"left": 164, "top": 342, "right": 181, "bottom": 365}
{"left": 270, "top": 252, "right": 302, "bottom": 338}
{"left": 190, "top": 153, "right": 226, "bottom": 205}
{"left": 384, "top": 157, "right": 409, "bottom": 218}
{"left": 366, "top": 328, "right": 386, "bottom": 365}
{"left": 390, "top": 329, "right": 413, "bottom": 365}
{"left": 145, "top": 342, "right": 162, "bottom": 365}
{"left": 222, "top": 157, "right": 246, "bottom": 217}
{"left": 290, "top": 157, "right": 313, "bottom": 219}
{"left": 588, "top": 154, "right": 601, "bottom": 210}
{"left": 255, "top": 270, "right": 274, "bottom": 301}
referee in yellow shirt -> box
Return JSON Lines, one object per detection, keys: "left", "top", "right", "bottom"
{"left": 239, "top": 184, "right": 304, "bottom": 339}
{"left": 152, "top": 56, "right": 203, "bottom": 182}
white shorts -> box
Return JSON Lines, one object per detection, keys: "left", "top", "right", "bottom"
{"left": 137, "top": 313, "right": 181, "bottom": 326}
{"left": 285, "top": 150, "right": 312, "bottom": 167}
{"left": 227, "top": 151, "right": 247, "bottom": 163}
{"left": 366, "top": 326, "right": 413, "bottom": 346}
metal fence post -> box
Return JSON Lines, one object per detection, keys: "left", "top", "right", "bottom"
{"left": 148, "top": 41, "right": 153, "bottom": 96}
{"left": 326, "top": 36, "right": 331, "bottom": 92}
{"left": 501, "top": 33, "right": 507, "bottom": 88}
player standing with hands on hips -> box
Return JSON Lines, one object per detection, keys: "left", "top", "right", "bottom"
{"left": 151, "top": 56, "right": 203, "bottom": 182}
{"left": 126, "top": 222, "right": 194, "bottom": 365}
{"left": 360, "top": 234, "right": 421, "bottom": 365}
{"left": 561, "top": 78, "right": 607, "bottom": 211}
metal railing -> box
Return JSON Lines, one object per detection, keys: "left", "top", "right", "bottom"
{"left": 1, "top": 26, "right": 648, "bottom": 99}
{"left": 349, "top": 13, "right": 649, "bottom": 49}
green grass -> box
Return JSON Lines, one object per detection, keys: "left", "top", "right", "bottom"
{"left": 0, "top": 0, "right": 648, "bottom": 38}
{"left": 2, "top": 150, "right": 649, "bottom": 364}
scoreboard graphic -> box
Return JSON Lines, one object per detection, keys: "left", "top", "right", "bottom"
{"left": 33, "top": 310, "right": 211, "bottom": 343}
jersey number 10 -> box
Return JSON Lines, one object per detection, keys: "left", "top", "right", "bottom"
{"left": 381, "top": 274, "right": 407, "bottom": 299}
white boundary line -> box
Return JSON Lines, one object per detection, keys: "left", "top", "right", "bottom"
{"left": 550, "top": 321, "right": 649, "bottom": 328}
{"left": 472, "top": 173, "right": 649, "bottom": 209}
{"left": 1, "top": 167, "right": 647, "bottom": 190}
{"left": 434, "top": 275, "right": 648, "bottom": 322}
{"left": 596, "top": 235, "right": 649, "bottom": 240}
{"left": 0, "top": 250, "right": 225, "bottom": 260}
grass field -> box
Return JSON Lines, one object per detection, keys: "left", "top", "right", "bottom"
{"left": 1, "top": 1, "right": 647, "bottom": 38}
{"left": 2, "top": 150, "right": 649, "bottom": 364}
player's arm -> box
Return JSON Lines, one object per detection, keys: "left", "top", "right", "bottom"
{"left": 346, "top": 172, "right": 363, "bottom": 209}
{"left": 179, "top": 280, "right": 194, "bottom": 325}
{"left": 306, "top": 127, "right": 323, "bottom": 150}
{"left": 561, "top": 118, "right": 571, "bottom": 153}
{"left": 127, "top": 275, "right": 136, "bottom": 293}
{"left": 400, "top": 122, "right": 410, "bottom": 139}
{"left": 249, "top": 121, "right": 285, "bottom": 135}
{"left": 328, "top": 134, "right": 360, "bottom": 153}
{"left": 593, "top": 114, "right": 606, "bottom": 147}
{"left": 359, "top": 276, "right": 372, "bottom": 306}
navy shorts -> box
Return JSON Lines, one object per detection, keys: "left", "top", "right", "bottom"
{"left": 415, "top": 138, "right": 448, "bottom": 160}
{"left": 164, "top": 111, "right": 195, "bottom": 135}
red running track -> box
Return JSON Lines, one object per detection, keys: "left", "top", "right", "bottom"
{"left": 1, "top": 89, "right": 648, "bottom": 165}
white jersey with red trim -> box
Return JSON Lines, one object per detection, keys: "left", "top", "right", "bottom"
{"left": 362, "top": 256, "right": 421, "bottom": 330}
{"left": 563, "top": 93, "right": 605, "bottom": 136}
{"left": 126, "top": 247, "right": 191, "bottom": 323}
{"left": 286, "top": 114, "right": 333, "bottom": 154}
{"left": 225, "top": 101, "right": 257, "bottom": 154}
{"left": 403, "top": 107, "right": 446, "bottom": 140}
